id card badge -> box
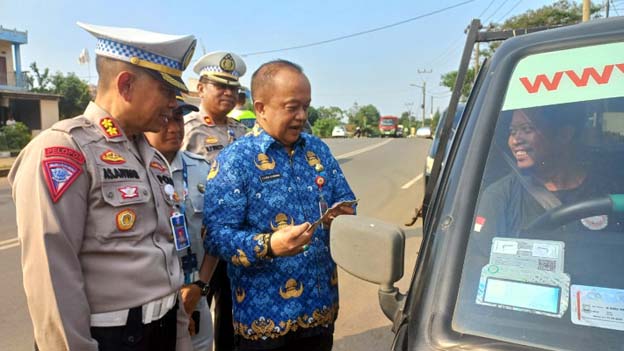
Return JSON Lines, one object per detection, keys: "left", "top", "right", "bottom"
{"left": 170, "top": 212, "right": 191, "bottom": 251}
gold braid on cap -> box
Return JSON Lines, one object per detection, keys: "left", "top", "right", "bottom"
{"left": 202, "top": 71, "right": 241, "bottom": 86}
{"left": 129, "top": 56, "right": 183, "bottom": 77}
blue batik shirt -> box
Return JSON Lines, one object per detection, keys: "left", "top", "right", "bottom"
{"left": 203, "top": 126, "right": 356, "bottom": 342}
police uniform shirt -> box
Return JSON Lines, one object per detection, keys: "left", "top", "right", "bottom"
{"left": 170, "top": 150, "right": 210, "bottom": 263}
{"left": 181, "top": 107, "right": 248, "bottom": 163}
{"left": 202, "top": 126, "right": 356, "bottom": 344}
{"left": 9, "top": 102, "right": 184, "bottom": 350}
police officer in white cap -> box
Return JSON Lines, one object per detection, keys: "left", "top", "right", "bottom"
{"left": 181, "top": 51, "right": 248, "bottom": 351}
{"left": 182, "top": 51, "right": 248, "bottom": 161}
{"left": 9, "top": 22, "right": 196, "bottom": 351}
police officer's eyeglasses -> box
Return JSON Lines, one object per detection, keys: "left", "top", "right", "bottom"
{"left": 206, "top": 81, "right": 239, "bottom": 93}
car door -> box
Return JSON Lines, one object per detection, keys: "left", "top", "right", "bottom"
{"left": 401, "top": 18, "right": 624, "bottom": 351}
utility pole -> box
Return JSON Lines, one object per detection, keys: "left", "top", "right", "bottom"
{"left": 583, "top": 0, "right": 591, "bottom": 22}
{"left": 605, "top": 0, "right": 610, "bottom": 18}
{"left": 416, "top": 69, "right": 432, "bottom": 127}
{"left": 421, "top": 82, "right": 426, "bottom": 127}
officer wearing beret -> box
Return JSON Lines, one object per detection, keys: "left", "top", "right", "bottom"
{"left": 181, "top": 51, "right": 248, "bottom": 351}
{"left": 145, "top": 94, "right": 218, "bottom": 351}
{"left": 9, "top": 22, "right": 196, "bottom": 351}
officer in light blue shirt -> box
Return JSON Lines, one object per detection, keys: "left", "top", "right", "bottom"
{"left": 203, "top": 60, "right": 356, "bottom": 351}
{"left": 145, "top": 94, "right": 218, "bottom": 351}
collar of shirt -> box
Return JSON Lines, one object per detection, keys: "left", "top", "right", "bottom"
{"left": 170, "top": 151, "right": 184, "bottom": 174}
{"left": 254, "top": 126, "right": 307, "bottom": 154}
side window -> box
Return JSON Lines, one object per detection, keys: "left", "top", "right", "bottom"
{"left": 453, "top": 41, "right": 624, "bottom": 350}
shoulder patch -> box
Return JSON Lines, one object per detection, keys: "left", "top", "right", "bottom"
{"left": 204, "top": 116, "right": 215, "bottom": 126}
{"left": 99, "top": 117, "right": 123, "bottom": 138}
{"left": 42, "top": 158, "right": 83, "bottom": 203}
{"left": 44, "top": 146, "right": 85, "bottom": 165}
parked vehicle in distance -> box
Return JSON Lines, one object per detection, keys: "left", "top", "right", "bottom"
{"left": 379, "top": 115, "right": 399, "bottom": 137}
{"left": 331, "top": 125, "right": 347, "bottom": 138}
{"left": 330, "top": 17, "right": 624, "bottom": 351}
{"left": 396, "top": 125, "right": 404, "bottom": 137}
{"left": 415, "top": 126, "right": 432, "bottom": 138}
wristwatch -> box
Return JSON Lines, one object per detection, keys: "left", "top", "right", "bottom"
{"left": 192, "top": 280, "right": 210, "bottom": 296}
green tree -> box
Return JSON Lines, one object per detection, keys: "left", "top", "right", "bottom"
{"left": 307, "top": 106, "right": 320, "bottom": 126}
{"left": 312, "top": 117, "right": 340, "bottom": 138}
{"left": 25, "top": 62, "right": 52, "bottom": 93}
{"left": 347, "top": 103, "right": 381, "bottom": 129}
{"left": 441, "top": 0, "right": 601, "bottom": 100}
{"left": 317, "top": 106, "right": 344, "bottom": 121}
{"left": 51, "top": 72, "right": 92, "bottom": 120}
{"left": 440, "top": 68, "right": 475, "bottom": 102}
{"left": 2, "top": 122, "right": 31, "bottom": 150}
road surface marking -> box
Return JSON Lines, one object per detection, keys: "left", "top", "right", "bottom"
{"left": 0, "top": 237, "right": 19, "bottom": 251}
{"left": 401, "top": 173, "right": 424, "bottom": 189}
{"left": 335, "top": 139, "right": 393, "bottom": 160}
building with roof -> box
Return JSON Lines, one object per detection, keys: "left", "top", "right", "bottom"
{"left": 0, "top": 26, "right": 60, "bottom": 135}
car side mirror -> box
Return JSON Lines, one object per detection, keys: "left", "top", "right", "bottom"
{"left": 330, "top": 215, "right": 406, "bottom": 320}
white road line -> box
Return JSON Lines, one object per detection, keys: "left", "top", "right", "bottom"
{"left": 0, "top": 238, "right": 19, "bottom": 251}
{"left": 335, "top": 139, "right": 393, "bottom": 160}
{"left": 401, "top": 173, "right": 424, "bottom": 190}
{"left": 0, "top": 237, "right": 19, "bottom": 246}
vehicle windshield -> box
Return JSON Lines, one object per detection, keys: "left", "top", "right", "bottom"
{"left": 454, "top": 41, "right": 624, "bottom": 350}
{"left": 380, "top": 119, "right": 396, "bottom": 126}
{"left": 429, "top": 104, "right": 465, "bottom": 158}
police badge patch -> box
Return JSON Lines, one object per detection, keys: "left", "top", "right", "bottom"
{"left": 42, "top": 158, "right": 83, "bottom": 203}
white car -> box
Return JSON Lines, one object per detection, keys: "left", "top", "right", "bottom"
{"left": 331, "top": 126, "right": 347, "bottom": 138}
{"left": 415, "top": 126, "right": 432, "bottom": 138}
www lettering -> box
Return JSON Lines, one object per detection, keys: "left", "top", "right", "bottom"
{"left": 519, "top": 63, "right": 624, "bottom": 94}
{"left": 103, "top": 168, "right": 140, "bottom": 180}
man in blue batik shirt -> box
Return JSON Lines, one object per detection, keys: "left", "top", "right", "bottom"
{"left": 203, "top": 60, "right": 356, "bottom": 351}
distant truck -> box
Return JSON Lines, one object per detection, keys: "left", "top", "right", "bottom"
{"left": 379, "top": 115, "right": 399, "bottom": 137}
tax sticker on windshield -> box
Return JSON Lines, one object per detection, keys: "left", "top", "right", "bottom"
{"left": 571, "top": 285, "right": 624, "bottom": 331}
{"left": 476, "top": 238, "right": 570, "bottom": 318}
{"left": 476, "top": 264, "right": 570, "bottom": 318}
{"left": 490, "top": 238, "right": 565, "bottom": 273}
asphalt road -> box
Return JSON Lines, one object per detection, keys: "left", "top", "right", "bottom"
{"left": 0, "top": 137, "right": 431, "bottom": 350}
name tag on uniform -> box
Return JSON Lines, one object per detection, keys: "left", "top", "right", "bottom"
{"left": 170, "top": 212, "right": 191, "bottom": 251}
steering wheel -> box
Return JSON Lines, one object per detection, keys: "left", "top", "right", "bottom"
{"left": 525, "top": 194, "right": 624, "bottom": 231}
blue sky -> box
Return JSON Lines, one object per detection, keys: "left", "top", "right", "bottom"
{"left": 0, "top": 0, "right": 595, "bottom": 118}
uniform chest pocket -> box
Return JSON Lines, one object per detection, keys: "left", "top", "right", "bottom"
{"left": 96, "top": 181, "right": 152, "bottom": 242}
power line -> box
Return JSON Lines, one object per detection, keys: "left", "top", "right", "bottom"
{"left": 485, "top": 0, "right": 510, "bottom": 23}
{"left": 496, "top": 0, "right": 523, "bottom": 23}
{"left": 241, "top": 0, "right": 476, "bottom": 57}
{"left": 612, "top": 0, "right": 621, "bottom": 15}
{"left": 478, "top": 0, "right": 498, "bottom": 18}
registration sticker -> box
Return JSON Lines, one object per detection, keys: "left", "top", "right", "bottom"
{"left": 476, "top": 237, "right": 569, "bottom": 318}
{"left": 490, "top": 238, "right": 564, "bottom": 273}
{"left": 571, "top": 285, "right": 624, "bottom": 331}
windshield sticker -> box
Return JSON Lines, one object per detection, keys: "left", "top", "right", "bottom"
{"left": 490, "top": 238, "right": 564, "bottom": 273}
{"left": 502, "top": 42, "right": 624, "bottom": 111}
{"left": 476, "top": 238, "right": 570, "bottom": 318}
{"left": 571, "top": 285, "right": 624, "bottom": 331}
